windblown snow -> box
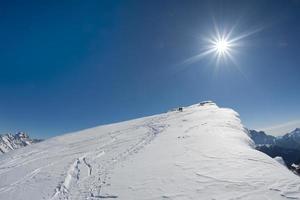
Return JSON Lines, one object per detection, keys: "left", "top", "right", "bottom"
{"left": 0, "top": 102, "right": 299, "bottom": 200}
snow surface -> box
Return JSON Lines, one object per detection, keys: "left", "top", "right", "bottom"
{"left": 0, "top": 102, "right": 300, "bottom": 200}
{"left": 274, "top": 156, "right": 287, "bottom": 167}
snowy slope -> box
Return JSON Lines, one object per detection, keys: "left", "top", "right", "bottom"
{"left": 0, "top": 102, "right": 299, "bottom": 200}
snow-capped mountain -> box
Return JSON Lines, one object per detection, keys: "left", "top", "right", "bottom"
{"left": 276, "top": 128, "right": 300, "bottom": 150}
{"left": 249, "top": 128, "right": 300, "bottom": 175}
{"left": 0, "top": 132, "right": 41, "bottom": 154}
{"left": 286, "top": 128, "right": 300, "bottom": 137}
{"left": 248, "top": 129, "right": 276, "bottom": 145}
{"left": 0, "top": 102, "right": 299, "bottom": 200}
{"left": 248, "top": 128, "right": 300, "bottom": 150}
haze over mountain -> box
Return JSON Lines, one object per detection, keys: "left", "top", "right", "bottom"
{"left": 260, "top": 121, "right": 300, "bottom": 136}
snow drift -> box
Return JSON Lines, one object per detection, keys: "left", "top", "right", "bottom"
{"left": 0, "top": 102, "right": 299, "bottom": 200}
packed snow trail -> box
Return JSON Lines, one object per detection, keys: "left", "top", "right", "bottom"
{"left": 0, "top": 102, "right": 299, "bottom": 199}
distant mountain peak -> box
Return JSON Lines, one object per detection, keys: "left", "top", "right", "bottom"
{"left": 16, "top": 131, "right": 29, "bottom": 139}
{"left": 249, "top": 128, "right": 300, "bottom": 173}
{"left": 0, "top": 132, "right": 41, "bottom": 154}
{"left": 284, "top": 128, "right": 300, "bottom": 139}
{"left": 291, "top": 128, "right": 300, "bottom": 134}
{"left": 248, "top": 129, "right": 276, "bottom": 145}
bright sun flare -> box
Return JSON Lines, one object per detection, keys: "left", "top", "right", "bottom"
{"left": 183, "top": 23, "right": 261, "bottom": 66}
{"left": 214, "top": 39, "right": 230, "bottom": 54}
{"left": 204, "top": 34, "right": 235, "bottom": 65}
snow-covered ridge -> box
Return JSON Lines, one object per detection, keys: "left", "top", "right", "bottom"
{"left": 285, "top": 128, "right": 300, "bottom": 139}
{"left": 0, "top": 132, "right": 41, "bottom": 154}
{"left": 0, "top": 102, "right": 299, "bottom": 200}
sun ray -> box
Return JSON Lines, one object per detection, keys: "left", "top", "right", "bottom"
{"left": 182, "top": 48, "right": 216, "bottom": 65}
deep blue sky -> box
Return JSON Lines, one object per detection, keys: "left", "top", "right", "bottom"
{"left": 0, "top": 0, "right": 300, "bottom": 138}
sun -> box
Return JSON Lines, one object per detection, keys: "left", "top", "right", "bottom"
{"left": 183, "top": 23, "right": 261, "bottom": 66}
{"left": 183, "top": 28, "right": 238, "bottom": 65}
{"left": 214, "top": 39, "right": 230, "bottom": 54}
{"left": 209, "top": 33, "right": 234, "bottom": 62}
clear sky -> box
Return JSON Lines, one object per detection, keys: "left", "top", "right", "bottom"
{"left": 0, "top": 0, "right": 300, "bottom": 138}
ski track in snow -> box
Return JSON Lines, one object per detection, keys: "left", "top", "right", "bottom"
{"left": 48, "top": 115, "right": 168, "bottom": 200}
{"left": 0, "top": 103, "right": 300, "bottom": 199}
